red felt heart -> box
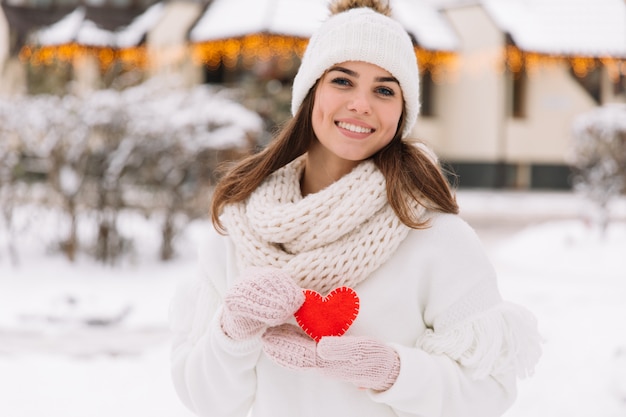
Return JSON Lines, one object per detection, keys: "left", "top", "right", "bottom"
{"left": 294, "top": 287, "right": 360, "bottom": 342}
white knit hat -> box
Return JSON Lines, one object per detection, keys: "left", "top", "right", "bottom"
{"left": 291, "top": 6, "right": 420, "bottom": 138}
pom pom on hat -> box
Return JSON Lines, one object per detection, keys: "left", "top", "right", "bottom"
{"left": 291, "top": 1, "right": 420, "bottom": 138}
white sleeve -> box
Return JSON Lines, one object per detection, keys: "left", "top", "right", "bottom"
{"left": 169, "top": 227, "right": 260, "bottom": 417}
{"left": 370, "top": 214, "right": 542, "bottom": 417}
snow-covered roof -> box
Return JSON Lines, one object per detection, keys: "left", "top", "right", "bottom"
{"left": 32, "top": 2, "right": 165, "bottom": 48}
{"left": 189, "top": 0, "right": 459, "bottom": 51}
{"left": 393, "top": 0, "right": 459, "bottom": 51}
{"left": 189, "top": 0, "right": 328, "bottom": 42}
{"left": 32, "top": 7, "right": 85, "bottom": 46}
{"left": 482, "top": 0, "right": 626, "bottom": 57}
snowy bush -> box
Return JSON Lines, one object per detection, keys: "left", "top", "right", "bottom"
{"left": 569, "top": 104, "right": 626, "bottom": 234}
{"left": 0, "top": 76, "right": 263, "bottom": 263}
{"left": 0, "top": 100, "right": 24, "bottom": 265}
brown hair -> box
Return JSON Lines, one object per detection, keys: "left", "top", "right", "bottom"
{"left": 210, "top": 82, "right": 458, "bottom": 232}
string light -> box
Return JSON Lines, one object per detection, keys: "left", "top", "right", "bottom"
{"left": 18, "top": 35, "right": 458, "bottom": 77}
{"left": 504, "top": 45, "right": 624, "bottom": 82}
{"left": 18, "top": 38, "right": 625, "bottom": 83}
{"left": 18, "top": 43, "right": 149, "bottom": 71}
{"left": 190, "top": 34, "right": 309, "bottom": 70}
{"left": 190, "top": 36, "right": 458, "bottom": 81}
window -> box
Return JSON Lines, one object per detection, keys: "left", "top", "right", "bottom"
{"left": 507, "top": 69, "right": 526, "bottom": 118}
{"left": 613, "top": 72, "right": 625, "bottom": 97}
{"left": 420, "top": 71, "right": 436, "bottom": 117}
{"left": 570, "top": 66, "right": 601, "bottom": 104}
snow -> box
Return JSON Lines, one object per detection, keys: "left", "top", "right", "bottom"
{"left": 2, "top": 76, "right": 263, "bottom": 155}
{"left": 26, "top": 0, "right": 626, "bottom": 56}
{"left": 189, "top": 0, "right": 459, "bottom": 51}
{"left": 572, "top": 103, "right": 626, "bottom": 137}
{"left": 392, "top": 0, "right": 459, "bottom": 51}
{"left": 32, "top": 8, "right": 86, "bottom": 46}
{"left": 482, "top": 0, "right": 626, "bottom": 57}
{"left": 32, "top": 2, "right": 165, "bottom": 48}
{"left": 189, "top": 0, "right": 330, "bottom": 42}
{"left": 1, "top": 190, "right": 626, "bottom": 416}
{"left": 568, "top": 104, "right": 626, "bottom": 226}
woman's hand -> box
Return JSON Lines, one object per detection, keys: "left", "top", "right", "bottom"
{"left": 262, "top": 324, "right": 400, "bottom": 391}
{"left": 220, "top": 267, "right": 305, "bottom": 340}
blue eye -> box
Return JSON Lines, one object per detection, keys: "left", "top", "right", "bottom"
{"left": 376, "top": 86, "right": 395, "bottom": 97}
{"left": 331, "top": 77, "right": 351, "bottom": 86}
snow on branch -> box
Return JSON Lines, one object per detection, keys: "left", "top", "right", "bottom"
{"left": 569, "top": 103, "right": 626, "bottom": 234}
{"left": 0, "top": 76, "right": 263, "bottom": 263}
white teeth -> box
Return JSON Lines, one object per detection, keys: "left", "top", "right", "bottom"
{"left": 337, "top": 121, "right": 373, "bottom": 133}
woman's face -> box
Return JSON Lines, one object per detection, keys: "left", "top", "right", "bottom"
{"left": 310, "top": 61, "right": 404, "bottom": 165}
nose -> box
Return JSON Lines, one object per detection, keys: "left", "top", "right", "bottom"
{"left": 347, "top": 90, "right": 372, "bottom": 114}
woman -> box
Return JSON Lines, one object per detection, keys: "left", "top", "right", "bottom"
{"left": 169, "top": 1, "right": 542, "bottom": 416}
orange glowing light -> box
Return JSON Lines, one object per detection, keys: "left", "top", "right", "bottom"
{"left": 17, "top": 37, "right": 624, "bottom": 84}
{"left": 503, "top": 45, "right": 625, "bottom": 80}
{"left": 18, "top": 43, "right": 152, "bottom": 72}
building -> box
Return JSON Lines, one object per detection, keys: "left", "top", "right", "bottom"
{"left": 418, "top": 0, "right": 626, "bottom": 188}
{"left": 1, "top": 0, "right": 625, "bottom": 189}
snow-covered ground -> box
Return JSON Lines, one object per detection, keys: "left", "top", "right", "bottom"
{"left": 1, "top": 190, "right": 625, "bottom": 417}
{"left": 461, "top": 191, "right": 626, "bottom": 417}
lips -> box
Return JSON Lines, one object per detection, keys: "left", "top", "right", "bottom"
{"left": 336, "top": 121, "right": 375, "bottom": 134}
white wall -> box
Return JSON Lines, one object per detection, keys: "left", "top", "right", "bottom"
{"left": 416, "top": 4, "right": 507, "bottom": 162}
{"left": 0, "top": 7, "right": 11, "bottom": 94}
{"left": 504, "top": 64, "right": 597, "bottom": 164}
{"left": 415, "top": 3, "right": 617, "bottom": 168}
{"left": 0, "top": 7, "right": 7, "bottom": 67}
{"left": 146, "top": 0, "right": 203, "bottom": 84}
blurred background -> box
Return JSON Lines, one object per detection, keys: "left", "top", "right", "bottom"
{"left": 0, "top": 0, "right": 625, "bottom": 416}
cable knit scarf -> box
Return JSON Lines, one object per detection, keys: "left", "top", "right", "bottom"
{"left": 222, "top": 156, "right": 420, "bottom": 294}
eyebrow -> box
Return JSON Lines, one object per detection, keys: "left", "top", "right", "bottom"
{"left": 328, "top": 66, "right": 399, "bottom": 84}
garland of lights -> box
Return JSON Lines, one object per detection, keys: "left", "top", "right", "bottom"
{"left": 504, "top": 45, "right": 625, "bottom": 81}
{"left": 19, "top": 43, "right": 148, "bottom": 70}
{"left": 17, "top": 36, "right": 626, "bottom": 82}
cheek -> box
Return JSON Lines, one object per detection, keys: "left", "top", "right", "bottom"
{"left": 385, "top": 104, "right": 403, "bottom": 134}
{"left": 311, "top": 102, "right": 323, "bottom": 136}
{"left": 311, "top": 91, "right": 333, "bottom": 131}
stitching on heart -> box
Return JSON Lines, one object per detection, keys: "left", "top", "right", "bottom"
{"left": 294, "top": 286, "right": 360, "bottom": 342}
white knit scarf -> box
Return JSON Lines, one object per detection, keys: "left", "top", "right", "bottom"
{"left": 222, "top": 156, "right": 421, "bottom": 294}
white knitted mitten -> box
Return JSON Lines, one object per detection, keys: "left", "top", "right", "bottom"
{"left": 221, "top": 268, "right": 305, "bottom": 340}
{"left": 263, "top": 324, "right": 400, "bottom": 391}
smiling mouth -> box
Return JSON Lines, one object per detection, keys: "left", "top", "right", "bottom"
{"left": 336, "top": 121, "right": 375, "bottom": 134}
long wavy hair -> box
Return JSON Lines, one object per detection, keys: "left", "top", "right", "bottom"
{"left": 210, "top": 81, "right": 458, "bottom": 233}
